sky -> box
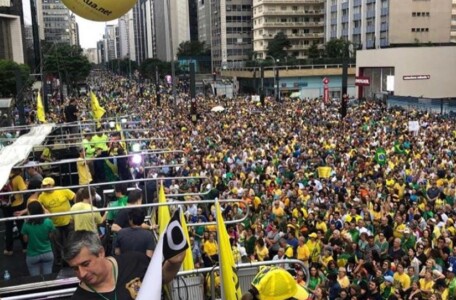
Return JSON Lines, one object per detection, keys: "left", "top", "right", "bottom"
{"left": 22, "top": 0, "right": 117, "bottom": 49}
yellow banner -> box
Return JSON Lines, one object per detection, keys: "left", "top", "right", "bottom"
{"left": 180, "top": 210, "right": 195, "bottom": 270}
{"left": 158, "top": 184, "right": 170, "bottom": 236}
{"left": 215, "top": 200, "right": 242, "bottom": 299}
{"left": 37, "top": 92, "right": 46, "bottom": 123}
{"left": 90, "top": 91, "right": 106, "bottom": 120}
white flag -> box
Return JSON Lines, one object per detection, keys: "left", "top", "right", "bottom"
{"left": 137, "top": 210, "right": 188, "bottom": 300}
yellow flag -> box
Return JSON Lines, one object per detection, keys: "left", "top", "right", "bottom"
{"left": 158, "top": 183, "right": 170, "bottom": 236}
{"left": 180, "top": 209, "right": 195, "bottom": 270}
{"left": 215, "top": 200, "right": 242, "bottom": 299}
{"left": 36, "top": 92, "right": 46, "bottom": 123}
{"left": 90, "top": 91, "right": 106, "bottom": 120}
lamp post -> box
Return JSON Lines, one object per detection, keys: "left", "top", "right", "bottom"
{"left": 265, "top": 55, "right": 278, "bottom": 100}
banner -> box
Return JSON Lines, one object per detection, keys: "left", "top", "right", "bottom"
{"left": 90, "top": 91, "right": 106, "bottom": 120}
{"left": 37, "top": 92, "right": 46, "bottom": 123}
{"left": 137, "top": 210, "right": 188, "bottom": 300}
{"left": 215, "top": 200, "right": 242, "bottom": 299}
{"left": 158, "top": 183, "right": 170, "bottom": 235}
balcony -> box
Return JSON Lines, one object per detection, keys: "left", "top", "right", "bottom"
{"left": 297, "top": 32, "right": 324, "bottom": 39}
{"left": 353, "top": 0, "right": 362, "bottom": 6}
{"left": 341, "top": 2, "right": 349, "bottom": 9}
{"left": 263, "top": 10, "right": 321, "bottom": 16}
{"left": 366, "top": 25, "right": 375, "bottom": 33}
{"left": 305, "top": 10, "right": 324, "bottom": 15}
{"left": 366, "top": 9, "right": 375, "bottom": 18}
{"left": 381, "top": 7, "right": 388, "bottom": 16}
{"left": 353, "top": 13, "right": 361, "bottom": 21}
{"left": 331, "top": 4, "right": 337, "bottom": 12}
{"left": 331, "top": 18, "right": 337, "bottom": 25}
{"left": 261, "top": 21, "right": 324, "bottom": 28}
{"left": 366, "top": 0, "right": 376, "bottom": 3}
{"left": 330, "top": 30, "right": 337, "bottom": 37}
{"left": 342, "top": 28, "right": 349, "bottom": 36}
{"left": 380, "top": 23, "right": 388, "bottom": 31}
{"left": 342, "top": 15, "right": 349, "bottom": 23}
{"left": 353, "top": 27, "right": 361, "bottom": 34}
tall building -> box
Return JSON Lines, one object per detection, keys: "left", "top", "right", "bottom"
{"left": 452, "top": 0, "right": 456, "bottom": 43}
{"left": 0, "top": 0, "right": 25, "bottom": 63}
{"left": 69, "top": 14, "right": 79, "bottom": 46}
{"left": 188, "top": 0, "right": 198, "bottom": 41}
{"left": 211, "top": 0, "right": 253, "bottom": 69}
{"left": 326, "top": 0, "right": 452, "bottom": 49}
{"left": 154, "top": 0, "right": 190, "bottom": 61}
{"left": 84, "top": 48, "right": 99, "bottom": 64}
{"left": 118, "top": 12, "right": 136, "bottom": 60}
{"left": 41, "top": 0, "right": 77, "bottom": 45}
{"left": 132, "top": 0, "right": 155, "bottom": 64}
{"left": 104, "top": 24, "right": 118, "bottom": 62}
{"left": 197, "top": 0, "right": 211, "bottom": 45}
{"left": 96, "top": 40, "right": 106, "bottom": 64}
{"left": 252, "top": 0, "right": 324, "bottom": 60}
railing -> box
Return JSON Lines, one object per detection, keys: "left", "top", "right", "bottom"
{"left": 222, "top": 63, "right": 356, "bottom": 72}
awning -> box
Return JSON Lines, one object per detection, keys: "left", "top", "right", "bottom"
{"left": 0, "top": 124, "right": 54, "bottom": 189}
{"left": 290, "top": 92, "right": 301, "bottom": 99}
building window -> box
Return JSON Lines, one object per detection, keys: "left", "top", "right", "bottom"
{"left": 425, "top": 12, "right": 430, "bottom": 16}
{"left": 292, "top": 6, "right": 298, "bottom": 11}
{"left": 412, "top": 12, "right": 416, "bottom": 17}
{"left": 411, "top": 28, "right": 416, "bottom": 32}
{"left": 281, "top": 6, "right": 286, "bottom": 10}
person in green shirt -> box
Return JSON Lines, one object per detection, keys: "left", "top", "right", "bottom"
{"left": 21, "top": 201, "right": 55, "bottom": 276}
{"left": 91, "top": 127, "right": 109, "bottom": 151}
{"left": 104, "top": 184, "right": 129, "bottom": 223}
{"left": 401, "top": 228, "right": 416, "bottom": 251}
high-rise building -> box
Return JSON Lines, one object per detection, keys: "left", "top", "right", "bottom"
{"left": 188, "top": 0, "right": 198, "bottom": 41}
{"left": 104, "top": 24, "right": 118, "bottom": 62}
{"left": 154, "top": 0, "right": 190, "bottom": 61}
{"left": 132, "top": 0, "right": 156, "bottom": 64}
{"left": 96, "top": 40, "right": 106, "bottom": 64}
{"left": 84, "top": 48, "right": 99, "bottom": 64}
{"left": 41, "top": 0, "right": 75, "bottom": 45}
{"left": 197, "top": 0, "right": 211, "bottom": 45}
{"left": 118, "top": 12, "right": 135, "bottom": 61}
{"left": 252, "top": 0, "right": 324, "bottom": 60}
{"left": 69, "top": 14, "right": 79, "bottom": 46}
{"left": 452, "top": 0, "right": 456, "bottom": 43}
{"left": 211, "top": 0, "right": 253, "bottom": 69}
{"left": 0, "top": 0, "right": 25, "bottom": 63}
{"left": 326, "top": 0, "right": 452, "bottom": 49}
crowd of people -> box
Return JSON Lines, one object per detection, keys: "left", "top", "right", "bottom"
{"left": 2, "top": 70, "right": 456, "bottom": 300}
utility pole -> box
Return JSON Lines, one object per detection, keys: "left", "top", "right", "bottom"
{"left": 166, "top": 0, "right": 177, "bottom": 112}
{"left": 15, "top": 70, "right": 26, "bottom": 125}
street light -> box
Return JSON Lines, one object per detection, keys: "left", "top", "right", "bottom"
{"left": 265, "top": 55, "right": 279, "bottom": 101}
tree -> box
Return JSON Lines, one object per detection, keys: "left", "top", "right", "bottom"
{"left": 307, "top": 44, "right": 320, "bottom": 60}
{"left": 324, "top": 38, "right": 351, "bottom": 59}
{"left": 177, "top": 40, "right": 210, "bottom": 57}
{"left": 0, "top": 60, "right": 30, "bottom": 97}
{"left": 266, "top": 32, "right": 291, "bottom": 60}
{"left": 140, "top": 58, "right": 181, "bottom": 82}
{"left": 42, "top": 43, "right": 91, "bottom": 88}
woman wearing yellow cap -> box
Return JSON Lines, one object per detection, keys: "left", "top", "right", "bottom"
{"left": 241, "top": 266, "right": 309, "bottom": 300}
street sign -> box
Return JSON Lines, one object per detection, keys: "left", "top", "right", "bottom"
{"left": 322, "top": 77, "right": 330, "bottom": 84}
{"left": 355, "top": 76, "right": 370, "bottom": 86}
{"left": 403, "top": 75, "right": 430, "bottom": 80}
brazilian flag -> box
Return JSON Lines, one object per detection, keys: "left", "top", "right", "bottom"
{"left": 374, "top": 147, "right": 387, "bottom": 166}
{"left": 394, "top": 141, "right": 406, "bottom": 154}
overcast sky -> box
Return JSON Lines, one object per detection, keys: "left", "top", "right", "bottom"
{"left": 22, "top": 0, "right": 117, "bottom": 49}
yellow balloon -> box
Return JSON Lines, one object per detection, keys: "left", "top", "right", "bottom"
{"left": 62, "top": 0, "right": 137, "bottom": 22}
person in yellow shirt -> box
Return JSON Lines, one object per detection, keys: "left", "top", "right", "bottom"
{"left": 4, "top": 169, "right": 28, "bottom": 255}
{"left": 254, "top": 238, "right": 269, "bottom": 261}
{"left": 393, "top": 264, "right": 411, "bottom": 293}
{"left": 337, "top": 267, "right": 350, "bottom": 289}
{"left": 306, "top": 233, "right": 322, "bottom": 263}
{"left": 393, "top": 215, "right": 406, "bottom": 239}
{"left": 70, "top": 187, "right": 102, "bottom": 233}
{"left": 202, "top": 233, "right": 219, "bottom": 267}
{"left": 77, "top": 148, "right": 93, "bottom": 185}
{"left": 272, "top": 200, "right": 285, "bottom": 221}
{"left": 419, "top": 269, "right": 435, "bottom": 299}
{"left": 296, "top": 236, "right": 310, "bottom": 267}
{"left": 38, "top": 177, "right": 75, "bottom": 267}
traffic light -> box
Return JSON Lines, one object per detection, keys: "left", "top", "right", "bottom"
{"left": 190, "top": 98, "right": 197, "bottom": 124}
